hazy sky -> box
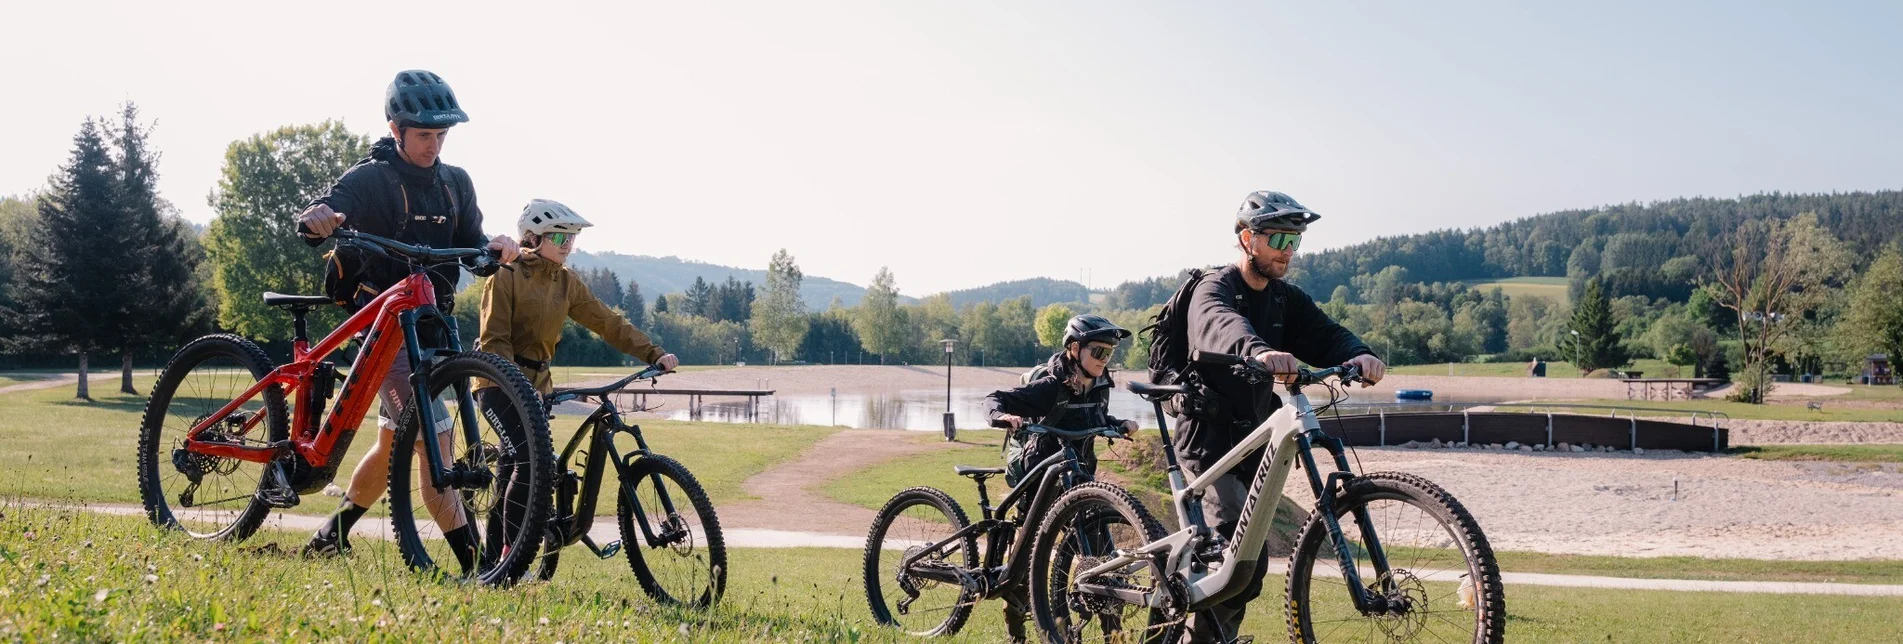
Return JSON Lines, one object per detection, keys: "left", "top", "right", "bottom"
{"left": 4, "top": 1, "right": 1898, "bottom": 294}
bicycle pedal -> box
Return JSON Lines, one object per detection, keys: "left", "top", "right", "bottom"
{"left": 597, "top": 540, "right": 622, "bottom": 559}
{"left": 256, "top": 462, "right": 301, "bottom": 509}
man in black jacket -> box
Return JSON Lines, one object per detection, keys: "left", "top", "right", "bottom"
{"left": 1175, "top": 190, "right": 1387, "bottom": 642}
{"left": 294, "top": 70, "right": 519, "bottom": 565}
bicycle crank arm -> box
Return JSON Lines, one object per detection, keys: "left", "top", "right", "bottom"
{"left": 580, "top": 534, "right": 622, "bottom": 559}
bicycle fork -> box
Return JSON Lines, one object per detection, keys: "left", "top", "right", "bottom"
{"left": 1298, "top": 433, "right": 1398, "bottom": 615}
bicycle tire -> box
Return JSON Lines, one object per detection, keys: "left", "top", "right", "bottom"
{"left": 616, "top": 453, "right": 726, "bottom": 607}
{"left": 862, "top": 486, "right": 978, "bottom": 637}
{"left": 1029, "top": 481, "right": 1175, "bottom": 644}
{"left": 387, "top": 351, "right": 554, "bottom": 587}
{"left": 136, "top": 334, "right": 288, "bottom": 541}
{"left": 1285, "top": 471, "right": 1504, "bottom": 644}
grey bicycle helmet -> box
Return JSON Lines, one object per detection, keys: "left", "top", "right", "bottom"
{"left": 1235, "top": 190, "right": 1321, "bottom": 233}
{"left": 1062, "top": 314, "right": 1132, "bottom": 346}
{"left": 385, "top": 70, "right": 468, "bottom": 128}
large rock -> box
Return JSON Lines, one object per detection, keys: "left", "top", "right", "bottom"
{"left": 1505, "top": 441, "right": 1521, "bottom": 450}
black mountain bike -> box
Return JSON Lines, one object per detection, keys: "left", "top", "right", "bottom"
{"left": 862, "top": 423, "right": 1172, "bottom": 641}
{"left": 530, "top": 365, "right": 726, "bottom": 608}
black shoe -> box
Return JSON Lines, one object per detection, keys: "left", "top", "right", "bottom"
{"left": 300, "top": 525, "right": 351, "bottom": 558}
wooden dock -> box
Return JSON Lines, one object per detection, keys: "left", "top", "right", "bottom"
{"left": 614, "top": 387, "right": 776, "bottom": 422}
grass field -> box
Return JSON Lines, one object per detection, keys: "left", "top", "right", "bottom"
{"left": 3, "top": 506, "right": 1899, "bottom": 642}
{"left": 822, "top": 431, "right": 1007, "bottom": 515}
{"left": 1389, "top": 357, "right": 1680, "bottom": 378}
{"left": 1468, "top": 276, "right": 1569, "bottom": 301}
{"left": 0, "top": 372, "right": 835, "bottom": 513}
{"left": 1728, "top": 444, "right": 1903, "bottom": 464}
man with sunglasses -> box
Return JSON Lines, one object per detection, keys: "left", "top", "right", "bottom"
{"left": 1169, "top": 190, "right": 1387, "bottom": 642}
{"left": 983, "top": 314, "right": 1139, "bottom": 643}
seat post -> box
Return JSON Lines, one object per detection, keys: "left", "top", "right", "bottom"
{"left": 290, "top": 306, "right": 312, "bottom": 344}
{"left": 974, "top": 478, "right": 992, "bottom": 515}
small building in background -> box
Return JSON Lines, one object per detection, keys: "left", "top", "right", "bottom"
{"left": 1863, "top": 354, "right": 1893, "bottom": 385}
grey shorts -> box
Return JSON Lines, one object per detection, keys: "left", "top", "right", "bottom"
{"left": 377, "top": 353, "right": 454, "bottom": 435}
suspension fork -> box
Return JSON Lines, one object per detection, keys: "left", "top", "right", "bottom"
{"left": 1297, "top": 433, "right": 1391, "bottom": 613}
{"left": 399, "top": 309, "right": 457, "bottom": 489}
{"left": 608, "top": 411, "right": 686, "bottom": 547}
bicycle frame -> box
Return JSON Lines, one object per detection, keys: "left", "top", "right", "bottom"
{"left": 178, "top": 269, "right": 469, "bottom": 484}
{"left": 547, "top": 383, "right": 689, "bottom": 555}
{"left": 897, "top": 439, "right": 1090, "bottom": 596}
{"left": 1075, "top": 385, "right": 1395, "bottom": 614}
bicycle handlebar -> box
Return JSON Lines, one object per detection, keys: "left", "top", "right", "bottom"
{"left": 331, "top": 229, "right": 504, "bottom": 277}
{"left": 987, "top": 420, "right": 1125, "bottom": 441}
{"left": 1189, "top": 350, "right": 1367, "bottom": 387}
{"left": 545, "top": 364, "right": 672, "bottom": 406}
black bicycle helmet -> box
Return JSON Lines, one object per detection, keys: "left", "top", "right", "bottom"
{"left": 1235, "top": 190, "right": 1321, "bottom": 233}
{"left": 1062, "top": 314, "right": 1132, "bottom": 346}
{"left": 385, "top": 70, "right": 468, "bottom": 128}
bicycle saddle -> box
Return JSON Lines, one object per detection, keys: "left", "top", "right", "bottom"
{"left": 262, "top": 292, "right": 332, "bottom": 309}
{"left": 953, "top": 465, "right": 1006, "bottom": 480}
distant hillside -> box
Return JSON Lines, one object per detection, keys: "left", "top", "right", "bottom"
{"left": 566, "top": 252, "right": 910, "bottom": 310}
{"left": 937, "top": 277, "right": 1093, "bottom": 308}
{"left": 1285, "top": 191, "right": 1903, "bottom": 299}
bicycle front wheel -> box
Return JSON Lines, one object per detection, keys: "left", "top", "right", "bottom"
{"left": 387, "top": 351, "right": 554, "bottom": 586}
{"left": 617, "top": 453, "right": 726, "bottom": 607}
{"left": 1285, "top": 472, "right": 1504, "bottom": 643}
{"left": 136, "top": 334, "right": 288, "bottom": 541}
{"left": 1031, "top": 482, "right": 1175, "bottom": 644}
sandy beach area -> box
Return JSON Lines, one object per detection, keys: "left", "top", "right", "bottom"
{"left": 1270, "top": 447, "right": 1903, "bottom": 560}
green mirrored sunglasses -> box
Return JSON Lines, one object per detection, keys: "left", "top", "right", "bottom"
{"left": 1261, "top": 231, "right": 1301, "bottom": 252}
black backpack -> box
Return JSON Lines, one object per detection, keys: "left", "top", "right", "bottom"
{"left": 1142, "top": 268, "right": 1248, "bottom": 417}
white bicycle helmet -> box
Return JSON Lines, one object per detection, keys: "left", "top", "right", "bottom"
{"left": 518, "top": 198, "right": 593, "bottom": 238}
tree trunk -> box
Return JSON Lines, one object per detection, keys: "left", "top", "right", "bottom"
{"left": 76, "top": 352, "right": 92, "bottom": 401}
{"left": 121, "top": 351, "right": 139, "bottom": 395}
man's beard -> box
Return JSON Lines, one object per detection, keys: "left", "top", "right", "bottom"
{"left": 1246, "top": 251, "right": 1288, "bottom": 280}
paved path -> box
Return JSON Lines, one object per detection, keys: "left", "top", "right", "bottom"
{"left": 33, "top": 501, "right": 1903, "bottom": 596}
{"left": 0, "top": 373, "right": 121, "bottom": 396}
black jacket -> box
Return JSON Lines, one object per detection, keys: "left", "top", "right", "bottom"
{"left": 984, "top": 353, "right": 1129, "bottom": 433}
{"left": 299, "top": 137, "right": 487, "bottom": 309}
{"left": 1173, "top": 265, "right": 1373, "bottom": 474}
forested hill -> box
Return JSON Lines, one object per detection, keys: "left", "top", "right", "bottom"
{"left": 940, "top": 277, "right": 1092, "bottom": 308}
{"left": 1287, "top": 191, "right": 1903, "bottom": 299}
{"left": 567, "top": 251, "right": 905, "bottom": 311}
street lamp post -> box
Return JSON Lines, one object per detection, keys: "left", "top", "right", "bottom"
{"left": 1569, "top": 329, "right": 1582, "bottom": 374}
{"left": 940, "top": 339, "right": 957, "bottom": 441}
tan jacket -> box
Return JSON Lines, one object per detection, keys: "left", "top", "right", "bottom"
{"left": 478, "top": 256, "right": 664, "bottom": 393}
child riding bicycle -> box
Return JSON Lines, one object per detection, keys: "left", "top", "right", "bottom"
{"left": 982, "top": 313, "right": 1139, "bottom": 642}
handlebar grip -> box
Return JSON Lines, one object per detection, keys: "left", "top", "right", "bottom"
{"left": 1190, "top": 350, "right": 1244, "bottom": 366}
{"left": 990, "top": 418, "right": 1012, "bottom": 429}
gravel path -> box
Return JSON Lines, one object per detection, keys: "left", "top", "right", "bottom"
{"left": 1297, "top": 447, "right": 1903, "bottom": 560}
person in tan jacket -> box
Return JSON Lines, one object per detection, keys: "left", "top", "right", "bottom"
{"left": 479, "top": 199, "right": 679, "bottom": 394}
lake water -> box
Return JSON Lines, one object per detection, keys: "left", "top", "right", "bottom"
{"left": 661, "top": 387, "right": 1506, "bottom": 431}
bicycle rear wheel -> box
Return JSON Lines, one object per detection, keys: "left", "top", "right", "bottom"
{"left": 1285, "top": 472, "right": 1504, "bottom": 643}
{"left": 136, "top": 334, "right": 288, "bottom": 541}
{"left": 616, "top": 453, "right": 726, "bottom": 607}
{"left": 1030, "top": 481, "right": 1175, "bottom": 644}
{"left": 862, "top": 486, "right": 978, "bottom": 637}
{"left": 387, "top": 351, "right": 554, "bottom": 586}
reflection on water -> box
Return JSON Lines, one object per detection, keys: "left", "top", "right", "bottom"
{"left": 666, "top": 387, "right": 1508, "bottom": 431}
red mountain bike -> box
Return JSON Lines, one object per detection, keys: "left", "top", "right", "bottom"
{"left": 136, "top": 230, "right": 555, "bottom": 585}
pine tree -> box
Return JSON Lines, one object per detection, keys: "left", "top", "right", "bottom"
{"left": 653, "top": 293, "right": 670, "bottom": 314}
{"left": 1558, "top": 278, "right": 1629, "bottom": 374}
{"left": 112, "top": 104, "right": 209, "bottom": 394}
{"left": 623, "top": 280, "right": 646, "bottom": 329}
{"left": 3, "top": 119, "right": 136, "bottom": 399}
